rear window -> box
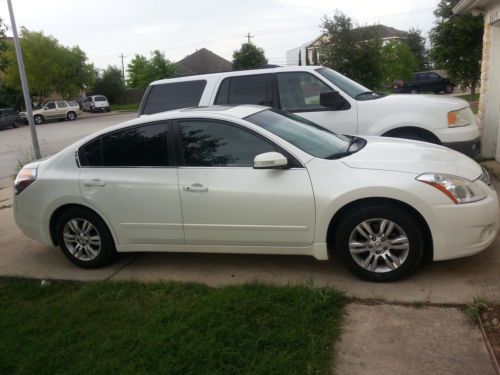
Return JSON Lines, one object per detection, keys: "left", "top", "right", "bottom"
{"left": 215, "top": 74, "right": 272, "bottom": 106}
{"left": 94, "top": 96, "right": 107, "bottom": 102}
{"left": 142, "top": 80, "right": 207, "bottom": 115}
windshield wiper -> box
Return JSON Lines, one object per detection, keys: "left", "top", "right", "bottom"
{"left": 354, "top": 91, "right": 374, "bottom": 99}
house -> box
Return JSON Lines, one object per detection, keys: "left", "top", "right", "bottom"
{"left": 175, "top": 48, "right": 232, "bottom": 76}
{"left": 286, "top": 25, "right": 408, "bottom": 66}
{"left": 453, "top": 0, "right": 500, "bottom": 161}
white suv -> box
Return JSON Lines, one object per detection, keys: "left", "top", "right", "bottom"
{"left": 139, "top": 66, "right": 480, "bottom": 157}
{"left": 82, "top": 95, "right": 110, "bottom": 113}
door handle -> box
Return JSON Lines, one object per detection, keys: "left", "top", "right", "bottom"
{"left": 183, "top": 183, "right": 208, "bottom": 192}
{"left": 83, "top": 179, "right": 105, "bottom": 187}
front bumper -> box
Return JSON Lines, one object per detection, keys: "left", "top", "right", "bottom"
{"left": 430, "top": 182, "right": 498, "bottom": 261}
{"left": 442, "top": 137, "right": 481, "bottom": 158}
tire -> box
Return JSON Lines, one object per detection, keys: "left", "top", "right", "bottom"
{"left": 445, "top": 84, "right": 454, "bottom": 94}
{"left": 12, "top": 120, "right": 19, "bottom": 128}
{"left": 34, "top": 115, "right": 44, "bottom": 125}
{"left": 410, "top": 87, "right": 419, "bottom": 94}
{"left": 105, "top": 107, "right": 110, "bottom": 112}
{"left": 334, "top": 204, "right": 424, "bottom": 282}
{"left": 66, "top": 111, "right": 77, "bottom": 121}
{"left": 384, "top": 129, "right": 438, "bottom": 144}
{"left": 56, "top": 207, "right": 116, "bottom": 269}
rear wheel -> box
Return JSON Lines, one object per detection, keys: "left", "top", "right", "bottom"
{"left": 12, "top": 119, "right": 19, "bottom": 128}
{"left": 56, "top": 207, "right": 116, "bottom": 268}
{"left": 34, "top": 115, "right": 44, "bottom": 125}
{"left": 334, "top": 204, "right": 424, "bottom": 282}
{"left": 445, "top": 84, "right": 454, "bottom": 94}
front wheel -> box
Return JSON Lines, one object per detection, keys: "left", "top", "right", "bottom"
{"left": 66, "top": 111, "right": 77, "bottom": 121}
{"left": 334, "top": 204, "right": 424, "bottom": 282}
{"left": 56, "top": 207, "right": 116, "bottom": 268}
{"left": 445, "top": 84, "right": 454, "bottom": 94}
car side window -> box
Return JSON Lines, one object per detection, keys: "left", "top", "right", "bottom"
{"left": 178, "top": 120, "right": 276, "bottom": 167}
{"left": 215, "top": 74, "right": 272, "bottom": 106}
{"left": 277, "top": 72, "right": 343, "bottom": 111}
{"left": 45, "top": 102, "right": 56, "bottom": 109}
{"left": 78, "top": 123, "right": 169, "bottom": 167}
{"left": 56, "top": 101, "right": 68, "bottom": 108}
{"left": 142, "top": 80, "right": 207, "bottom": 115}
{"left": 428, "top": 73, "right": 439, "bottom": 80}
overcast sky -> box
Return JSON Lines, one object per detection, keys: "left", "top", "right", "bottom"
{"left": 1, "top": 0, "right": 439, "bottom": 69}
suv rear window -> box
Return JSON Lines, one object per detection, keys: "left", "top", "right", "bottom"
{"left": 142, "top": 80, "right": 207, "bottom": 115}
{"left": 215, "top": 74, "right": 272, "bottom": 106}
{"left": 94, "top": 96, "right": 107, "bottom": 102}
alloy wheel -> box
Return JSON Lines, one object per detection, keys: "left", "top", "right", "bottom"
{"left": 63, "top": 218, "right": 101, "bottom": 261}
{"left": 348, "top": 218, "right": 410, "bottom": 273}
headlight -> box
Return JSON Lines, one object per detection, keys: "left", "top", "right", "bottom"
{"left": 416, "top": 173, "right": 486, "bottom": 204}
{"left": 448, "top": 108, "right": 471, "bottom": 127}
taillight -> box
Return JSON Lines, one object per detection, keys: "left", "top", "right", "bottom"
{"left": 14, "top": 167, "right": 37, "bottom": 195}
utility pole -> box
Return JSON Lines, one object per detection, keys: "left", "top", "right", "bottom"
{"left": 7, "top": 0, "right": 41, "bottom": 159}
{"left": 245, "top": 32, "right": 254, "bottom": 43}
{"left": 118, "top": 53, "right": 126, "bottom": 82}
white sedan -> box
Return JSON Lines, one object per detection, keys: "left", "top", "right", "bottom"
{"left": 13, "top": 105, "right": 498, "bottom": 281}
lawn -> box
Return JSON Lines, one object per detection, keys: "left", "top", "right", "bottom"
{"left": 110, "top": 103, "right": 139, "bottom": 112}
{"left": 0, "top": 278, "right": 345, "bottom": 375}
{"left": 457, "top": 93, "right": 480, "bottom": 102}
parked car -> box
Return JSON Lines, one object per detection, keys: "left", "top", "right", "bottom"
{"left": 19, "top": 100, "right": 81, "bottom": 125}
{"left": 392, "top": 71, "right": 455, "bottom": 94}
{"left": 13, "top": 105, "right": 498, "bottom": 282}
{"left": 0, "top": 108, "right": 22, "bottom": 130}
{"left": 139, "top": 66, "right": 479, "bottom": 158}
{"left": 82, "top": 95, "right": 111, "bottom": 112}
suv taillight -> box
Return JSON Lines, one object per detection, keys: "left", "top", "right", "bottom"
{"left": 14, "top": 167, "right": 37, "bottom": 195}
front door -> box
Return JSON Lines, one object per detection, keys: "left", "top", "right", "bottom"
{"left": 78, "top": 122, "right": 184, "bottom": 245}
{"left": 275, "top": 71, "right": 357, "bottom": 135}
{"left": 175, "top": 119, "right": 315, "bottom": 247}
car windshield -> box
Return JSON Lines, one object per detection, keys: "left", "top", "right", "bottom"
{"left": 33, "top": 102, "right": 47, "bottom": 110}
{"left": 245, "top": 108, "right": 354, "bottom": 159}
{"left": 316, "top": 68, "right": 381, "bottom": 99}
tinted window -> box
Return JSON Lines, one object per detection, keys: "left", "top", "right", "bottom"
{"left": 143, "top": 80, "right": 207, "bottom": 115}
{"left": 94, "top": 96, "right": 107, "bottom": 102}
{"left": 277, "top": 72, "right": 332, "bottom": 111}
{"left": 79, "top": 123, "right": 169, "bottom": 167}
{"left": 45, "top": 102, "right": 56, "bottom": 109}
{"left": 178, "top": 120, "right": 275, "bottom": 167}
{"left": 56, "top": 100, "right": 68, "bottom": 108}
{"left": 215, "top": 75, "right": 272, "bottom": 106}
{"left": 67, "top": 100, "right": 78, "bottom": 106}
{"left": 428, "top": 73, "right": 439, "bottom": 80}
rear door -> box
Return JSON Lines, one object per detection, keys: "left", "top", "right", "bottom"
{"left": 79, "top": 121, "right": 184, "bottom": 246}
{"left": 214, "top": 74, "right": 275, "bottom": 107}
{"left": 175, "top": 118, "right": 315, "bottom": 247}
{"left": 56, "top": 100, "right": 68, "bottom": 118}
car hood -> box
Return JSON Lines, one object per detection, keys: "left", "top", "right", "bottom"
{"left": 378, "top": 93, "right": 469, "bottom": 110}
{"left": 342, "top": 136, "right": 482, "bottom": 180}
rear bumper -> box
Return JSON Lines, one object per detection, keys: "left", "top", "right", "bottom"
{"left": 442, "top": 137, "right": 481, "bottom": 158}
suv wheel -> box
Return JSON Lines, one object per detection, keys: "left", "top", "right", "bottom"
{"left": 334, "top": 204, "right": 424, "bottom": 282}
{"left": 66, "top": 111, "right": 77, "bottom": 121}
{"left": 445, "top": 84, "right": 454, "bottom": 94}
{"left": 56, "top": 207, "right": 116, "bottom": 269}
{"left": 34, "top": 115, "right": 44, "bottom": 125}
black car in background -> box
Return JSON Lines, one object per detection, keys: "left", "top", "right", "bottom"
{"left": 392, "top": 71, "right": 455, "bottom": 94}
{"left": 0, "top": 108, "right": 22, "bottom": 130}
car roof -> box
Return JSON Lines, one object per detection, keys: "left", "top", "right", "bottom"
{"left": 150, "top": 65, "right": 324, "bottom": 86}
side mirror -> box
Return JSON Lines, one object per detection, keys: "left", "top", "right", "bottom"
{"left": 320, "top": 90, "right": 347, "bottom": 109}
{"left": 254, "top": 152, "right": 288, "bottom": 169}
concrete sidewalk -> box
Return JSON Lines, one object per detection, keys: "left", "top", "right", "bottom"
{"left": 335, "top": 303, "right": 497, "bottom": 375}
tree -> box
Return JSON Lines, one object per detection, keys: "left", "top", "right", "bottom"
{"left": 321, "top": 11, "right": 383, "bottom": 90}
{"left": 430, "top": 0, "right": 483, "bottom": 100}
{"left": 380, "top": 41, "right": 418, "bottom": 87}
{"left": 93, "top": 66, "right": 125, "bottom": 104}
{"left": 127, "top": 50, "right": 176, "bottom": 89}
{"left": 298, "top": 50, "right": 302, "bottom": 66}
{"left": 403, "top": 27, "right": 428, "bottom": 71}
{"left": 0, "top": 18, "right": 8, "bottom": 72}
{"left": 232, "top": 43, "right": 267, "bottom": 70}
{"left": 2, "top": 28, "right": 94, "bottom": 102}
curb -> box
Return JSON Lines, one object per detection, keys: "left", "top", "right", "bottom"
{"left": 478, "top": 312, "right": 500, "bottom": 375}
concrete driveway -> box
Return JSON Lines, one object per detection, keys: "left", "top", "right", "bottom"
{"left": 1, "top": 173, "right": 499, "bottom": 304}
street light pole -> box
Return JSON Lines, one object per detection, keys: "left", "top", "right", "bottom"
{"left": 6, "top": 0, "right": 41, "bottom": 159}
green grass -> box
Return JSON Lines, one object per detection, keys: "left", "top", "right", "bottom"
{"left": 457, "top": 93, "right": 480, "bottom": 102}
{"left": 0, "top": 278, "right": 345, "bottom": 375}
{"left": 110, "top": 103, "right": 139, "bottom": 112}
